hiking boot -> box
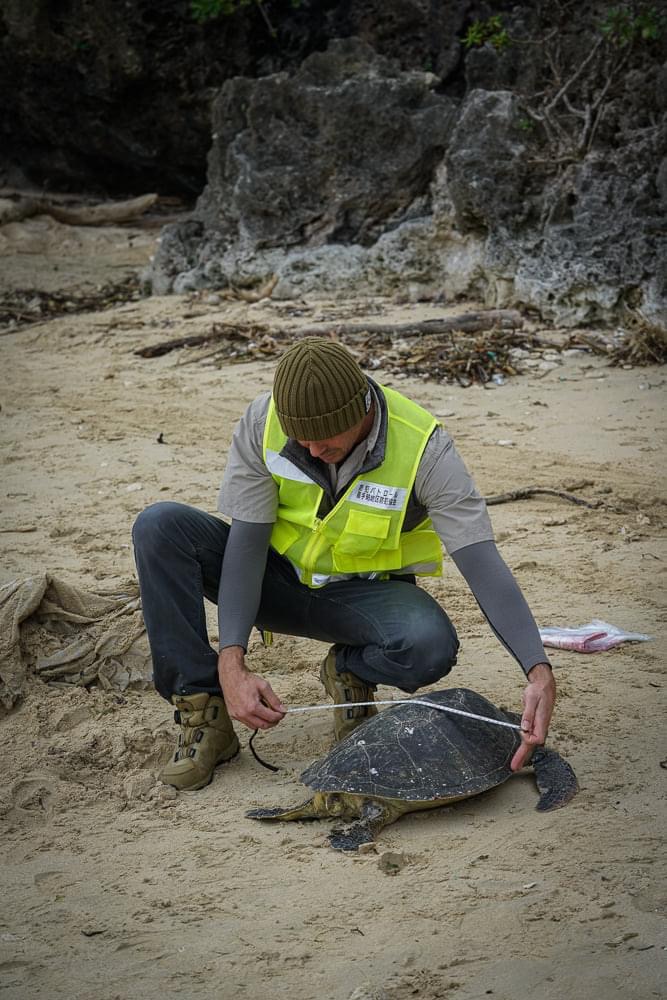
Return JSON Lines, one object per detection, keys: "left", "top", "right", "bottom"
{"left": 319, "top": 645, "right": 377, "bottom": 742}
{"left": 160, "top": 692, "right": 240, "bottom": 791}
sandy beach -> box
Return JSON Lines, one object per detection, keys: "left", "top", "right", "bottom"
{"left": 0, "top": 215, "right": 665, "bottom": 1000}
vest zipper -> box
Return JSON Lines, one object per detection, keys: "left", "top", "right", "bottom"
{"left": 302, "top": 516, "right": 323, "bottom": 578}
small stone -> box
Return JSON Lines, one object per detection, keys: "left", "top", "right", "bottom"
{"left": 348, "top": 984, "right": 390, "bottom": 1000}
{"left": 81, "top": 924, "right": 106, "bottom": 937}
{"left": 123, "top": 772, "right": 155, "bottom": 800}
{"left": 606, "top": 931, "right": 639, "bottom": 947}
{"left": 156, "top": 783, "right": 178, "bottom": 801}
{"left": 377, "top": 850, "right": 407, "bottom": 875}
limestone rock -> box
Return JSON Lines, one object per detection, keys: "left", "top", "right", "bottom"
{"left": 198, "top": 38, "right": 456, "bottom": 251}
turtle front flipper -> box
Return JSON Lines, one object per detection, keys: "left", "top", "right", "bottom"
{"left": 328, "top": 799, "right": 398, "bottom": 852}
{"left": 246, "top": 797, "right": 319, "bottom": 822}
{"left": 531, "top": 746, "right": 579, "bottom": 811}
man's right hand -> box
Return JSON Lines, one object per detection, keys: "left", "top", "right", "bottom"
{"left": 217, "top": 646, "right": 285, "bottom": 730}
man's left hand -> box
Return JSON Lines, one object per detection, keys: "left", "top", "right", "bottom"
{"left": 511, "top": 663, "right": 556, "bottom": 771}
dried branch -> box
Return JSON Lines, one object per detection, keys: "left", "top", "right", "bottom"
{"left": 485, "top": 487, "right": 602, "bottom": 508}
{"left": 291, "top": 309, "right": 523, "bottom": 341}
{"left": 134, "top": 310, "right": 524, "bottom": 360}
{"left": 134, "top": 323, "right": 263, "bottom": 358}
{"left": 0, "top": 193, "right": 158, "bottom": 226}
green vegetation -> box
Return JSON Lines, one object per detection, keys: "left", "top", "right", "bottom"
{"left": 464, "top": 4, "right": 664, "bottom": 52}
{"left": 190, "top": 0, "right": 252, "bottom": 21}
{"left": 463, "top": 15, "right": 510, "bottom": 51}
{"left": 190, "top": 0, "right": 303, "bottom": 24}
{"left": 190, "top": 0, "right": 256, "bottom": 24}
{"left": 462, "top": 3, "right": 664, "bottom": 164}
{"left": 599, "top": 4, "right": 665, "bottom": 45}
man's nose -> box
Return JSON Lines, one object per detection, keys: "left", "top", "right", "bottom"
{"left": 308, "top": 441, "right": 327, "bottom": 458}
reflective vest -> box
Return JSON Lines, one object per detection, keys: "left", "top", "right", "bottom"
{"left": 262, "top": 385, "right": 443, "bottom": 587}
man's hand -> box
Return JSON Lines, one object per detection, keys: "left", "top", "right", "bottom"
{"left": 511, "top": 662, "right": 556, "bottom": 772}
{"left": 218, "top": 646, "right": 285, "bottom": 731}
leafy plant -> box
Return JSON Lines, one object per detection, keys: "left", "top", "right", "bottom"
{"left": 190, "top": 0, "right": 251, "bottom": 22}
{"left": 190, "top": 0, "right": 303, "bottom": 24}
{"left": 463, "top": 15, "right": 510, "bottom": 51}
{"left": 599, "top": 4, "right": 665, "bottom": 45}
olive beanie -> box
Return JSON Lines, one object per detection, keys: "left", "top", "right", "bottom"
{"left": 273, "top": 337, "right": 370, "bottom": 440}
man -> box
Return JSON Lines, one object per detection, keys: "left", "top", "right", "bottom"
{"left": 133, "top": 337, "right": 555, "bottom": 791}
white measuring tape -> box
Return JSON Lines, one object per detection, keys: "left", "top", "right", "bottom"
{"left": 285, "top": 698, "right": 522, "bottom": 731}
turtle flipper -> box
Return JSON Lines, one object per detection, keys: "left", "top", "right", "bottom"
{"left": 531, "top": 746, "right": 578, "bottom": 811}
{"left": 328, "top": 799, "right": 394, "bottom": 852}
{"left": 246, "top": 797, "right": 318, "bottom": 821}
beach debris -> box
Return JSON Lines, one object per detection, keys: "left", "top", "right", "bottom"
{"left": 484, "top": 486, "right": 602, "bottom": 509}
{"left": 134, "top": 309, "right": 546, "bottom": 386}
{"left": 0, "top": 574, "right": 152, "bottom": 710}
{"left": 0, "top": 276, "right": 141, "bottom": 331}
{"left": 539, "top": 620, "right": 653, "bottom": 652}
{"left": 0, "top": 192, "right": 158, "bottom": 227}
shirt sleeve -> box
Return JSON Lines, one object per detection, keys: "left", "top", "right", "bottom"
{"left": 218, "top": 392, "right": 279, "bottom": 523}
{"left": 218, "top": 519, "right": 273, "bottom": 652}
{"left": 451, "top": 540, "right": 550, "bottom": 675}
{"left": 415, "top": 426, "right": 495, "bottom": 554}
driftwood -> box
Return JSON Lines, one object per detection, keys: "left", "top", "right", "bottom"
{"left": 485, "top": 487, "right": 601, "bottom": 509}
{"left": 135, "top": 323, "right": 263, "bottom": 358}
{"left": 0, "top": 193, "right": 158, "bottom": 226}
{"left": 293, "top": 309, "right": 523, "bottom": 340}
{"left": 135, "top": 310, "right": 523, "bottom": 360}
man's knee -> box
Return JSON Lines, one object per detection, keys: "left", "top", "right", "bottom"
{"left": 403, "top": 618, "right": 459, "bottom": 692}
{"left": 132, "top": 501, "right": 186, "bottom": 551}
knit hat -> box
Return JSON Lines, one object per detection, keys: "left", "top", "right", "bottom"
{"left": 273, "top": 337, "right": 370, "bottom": 440}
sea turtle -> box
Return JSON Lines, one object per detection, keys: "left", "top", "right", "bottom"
{"left": 247, "top": 687, "right": 578, "bottom": 852}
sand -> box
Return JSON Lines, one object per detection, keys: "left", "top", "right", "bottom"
{"left": 0, "top": 214, "right": 665, "bottom": 1000}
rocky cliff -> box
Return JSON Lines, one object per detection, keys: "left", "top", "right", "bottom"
{"left": 3, "top": 0, "right": 666, "bottom": 329}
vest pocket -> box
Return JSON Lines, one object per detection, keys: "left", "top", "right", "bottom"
{"left": 332, "top": 509, "right": 391, "bottom": 570}
{"left": 270, "top": 519, "right": 300, "bottom": 555}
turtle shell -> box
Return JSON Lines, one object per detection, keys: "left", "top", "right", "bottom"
{"left": 301, "top": 687, "right": 521, "bottom": 802}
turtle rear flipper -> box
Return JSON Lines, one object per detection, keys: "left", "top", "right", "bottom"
{"left": 328, "top": 799, "right": 396, "bottom": 853}
{"left": 246, "top": 797, "right": 318, "bottom": 822}
{"left": 531, "top": 746, "right": 579, "bottom": 811}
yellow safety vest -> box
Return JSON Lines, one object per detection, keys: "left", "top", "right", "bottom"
{"left": 262, "top": 384, "right": 443, "bottom": 587}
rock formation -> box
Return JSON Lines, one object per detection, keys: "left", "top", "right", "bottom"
{"left": 149, "top": 16, "right": 666, "bottom": 329}
{"left": 3, "top": 0, "right": 665, "bottom": 329}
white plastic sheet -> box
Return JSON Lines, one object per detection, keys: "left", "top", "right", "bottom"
{"left": 539, "top": 619, "right": 653, "bottom": 653}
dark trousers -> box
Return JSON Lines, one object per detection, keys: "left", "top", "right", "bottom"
{"left": 132, "top": 501, "right": 459, "bottom": 702}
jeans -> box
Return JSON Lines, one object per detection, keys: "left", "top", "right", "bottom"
{"left": 132, "top": 501, "right": 459, "bottom": 701}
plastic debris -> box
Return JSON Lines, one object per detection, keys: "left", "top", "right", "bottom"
{"left": 539, "top": 620, "right": 653, "bottom": 653}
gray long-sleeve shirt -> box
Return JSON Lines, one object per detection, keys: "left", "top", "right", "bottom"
{"left": 217, "top": 388, "right": 549, "bottom": 675}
